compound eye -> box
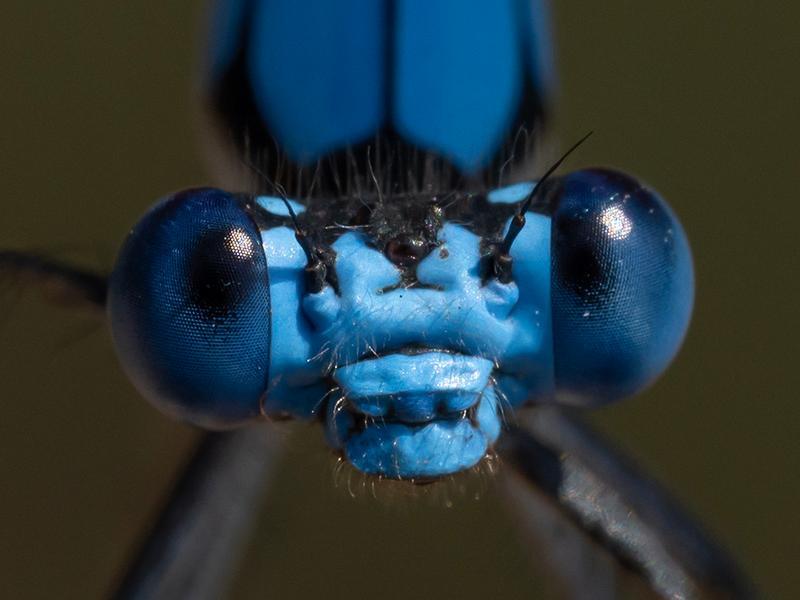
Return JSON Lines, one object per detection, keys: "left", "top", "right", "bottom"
{"left": 550, "top": 169, "right": 694, "bottom": 405}
{"left": 108, "top": 188, "right": 272, "bottom": 427}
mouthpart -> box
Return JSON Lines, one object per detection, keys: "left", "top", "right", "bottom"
{"left": 326, "top": 351, "right": 503, "bottom": 479}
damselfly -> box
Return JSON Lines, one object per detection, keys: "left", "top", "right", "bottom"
{"left": 0, "top": 3, "right": 752, "bottom": 593}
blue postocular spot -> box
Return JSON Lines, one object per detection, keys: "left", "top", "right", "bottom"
{"left": 255, "top": 196, "right": 306, "bottom": 217}
{"left": 488, "top": 181, "right": 536, "bottom": 204}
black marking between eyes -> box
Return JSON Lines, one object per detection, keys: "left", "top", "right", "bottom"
{"left": 251, "top": 192, "right": 521, "bottom": 248}
{"left": 249, "top": 192, "right": 526, "bottom": 293}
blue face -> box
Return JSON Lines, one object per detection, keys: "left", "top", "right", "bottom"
{"left": 108, "top": 0, "right": 693, "bottom": 480}
{"left": 108, "top": 169, "right": 693, "bottom": 480}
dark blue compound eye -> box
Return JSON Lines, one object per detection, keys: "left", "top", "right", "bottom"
{"left": 108, "top": 188, "right": 271, "bottom": 428}
{"left": 549, "top": 168, "right": 694, "bottom": 405}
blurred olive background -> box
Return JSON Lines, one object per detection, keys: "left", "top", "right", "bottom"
{"left": 0, "top": 2, "right": 797, "bottom": 598}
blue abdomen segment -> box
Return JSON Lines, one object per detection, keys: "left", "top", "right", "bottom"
{"left": 108, "top": 189, "right": 273, "bottom": 427}
{"left": 548, "top": 169, "right": 694, "bottom": 404}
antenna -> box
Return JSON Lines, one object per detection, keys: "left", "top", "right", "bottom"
{"left": 243, "top": 156, "right": 317, "bottom": 266}
{"left": 482, "top": 131, "right": 592, "bottom": 285}
{"left": 499, "top": 131, "right": 593, "bottom": 256}
{"left": 242, "top": 155, "right": 334, "bottom": 293}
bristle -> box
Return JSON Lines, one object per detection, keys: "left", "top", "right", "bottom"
{"left": 329, "top": 451, "right": 500, "bottom": 508}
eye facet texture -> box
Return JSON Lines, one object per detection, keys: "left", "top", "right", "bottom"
{"left": 549, "top": 169, "right": 694, "bottom": 405}
{"left": 108, "top": 188, "right": 271, "bottom": 427}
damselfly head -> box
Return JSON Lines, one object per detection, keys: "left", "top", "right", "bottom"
{"left": 107, "top": 167, "right": 693, "bottom": 480}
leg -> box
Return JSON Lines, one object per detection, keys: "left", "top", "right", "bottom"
{"left": 498, "top": 406, "right": 754, "bottom": 599}
{"left": 0, "top": 250, "right": 107, "bottom": 313}
{"left": 110, "top": 427, "right": 281, "bottom": 600}
{"left": 0, "top": 251, "right": 280, "bottom": 599}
